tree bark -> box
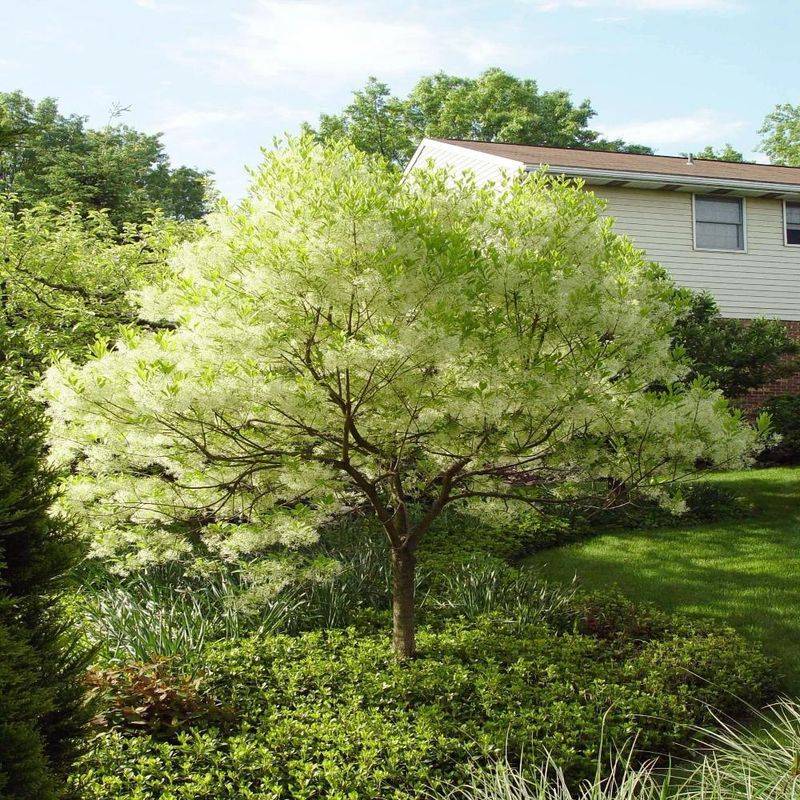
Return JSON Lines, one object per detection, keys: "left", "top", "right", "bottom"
{"left": 390, "top": 544, "right": 416, "bottom": 659}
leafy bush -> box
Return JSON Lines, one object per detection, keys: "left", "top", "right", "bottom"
{"left": 586, "top": 482, "right": 747, "bottom": 533}
{"left": 86, "top": 661, "right": 235, "bottom": 738}
{"left": 758, "top": 393, "right": 800, "bottom": 464}
{"left": 573, "top": 590, "right": 675, "bottom": 642}
{"left": 0, "top": 383, "right": 90, "bottom": 799}
{"left": 418, "top": 506, "right": 571, "bottom": 566}
{"left": 672, "top": 290, "right": 798, "bottom": 398}
{"left": 678, "top": 482, "right": 749, "bottom": 523}
{"left": 73, "top": 615, "right": 774, "bottom": 799}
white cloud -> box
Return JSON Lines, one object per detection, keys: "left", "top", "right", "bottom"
{"left": 182, "top": 1, "right": 528, "bottom": 85}
{"left": 157, "top": 102, "right": 309, "bottom": 135}
{"left": 534, "top": 0, "right": 741, "bottom": 11}
{"left": 598, "top": 109, "right": 746, "bottom": 148}
{"left": 159, "top": 109, "right": 249, "bottom": 132}
{"left": 205, "top": 1, "right": 442, "bottom": 81}
{"left": 134, "top": 0, "right": 157, "bottom": 8}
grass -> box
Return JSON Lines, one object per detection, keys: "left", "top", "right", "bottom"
{"left": 526, "top": 467, "right": 800, "bottom": 694}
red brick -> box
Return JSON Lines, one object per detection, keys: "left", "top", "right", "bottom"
{"left": 735, "top": 319, "right": 800, "bottom": 413}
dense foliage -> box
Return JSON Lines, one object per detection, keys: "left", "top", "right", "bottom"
{"left": 2, "top": 75, "right": 785, "bottom": 800}
{"left": 0, "top": 198, "right": 195, "bottom": 374}
{"left": 759, "top": 103, "right": 800, "bottom": 166}
{"left": 40, "top": 137, "right": 762, "bottom": 657}
{"left": 304, "top": 70, "right": 653, "bottom": 165}
{"left": 758, "top": 394, "right": 800, "bottom": 464}
{"left": 693, "top": 144, "right": 744, "bottom": 162}
{"left": 0, "top": 383, "right": 90, "bottom": 799}
{"left": 71, "top": 612, "right": 773, "bottom": 800}
{"left": 671, "top": 290, "right": 798, "bottom": 398}
{"left": 0, "top": 91, "right": 212, "bottom": 226}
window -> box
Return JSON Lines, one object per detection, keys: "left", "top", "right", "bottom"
{"left": 785, "top": 201, "right": 800, "bottom": 246}
{"left": 694, "top": 195, "right": 745, "bottom": 251}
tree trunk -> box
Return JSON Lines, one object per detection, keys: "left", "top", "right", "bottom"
{"left": 390, "top": 544, "right": 416, "bottom": 659}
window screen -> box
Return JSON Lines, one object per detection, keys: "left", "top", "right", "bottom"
{"left": 786, "top": 202, "right": 800, "bottom": 245}
{"left": 694, "top": 196, "right": 744, "bottom": 251}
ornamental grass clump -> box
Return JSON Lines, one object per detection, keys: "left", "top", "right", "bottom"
{"left": 685, "top": 699, "right": 800, "bottom": 800}
{"left": 445, "top": 699, "right": 800, "bottom": 800}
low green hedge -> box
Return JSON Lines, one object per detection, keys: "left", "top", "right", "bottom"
{"left": 587, "top": 482, "right": 748, "bottom": 532}
{"left": 417, "top": 506, "right": 569, "bottom": 566}
{"left": 73, "top": 614, "right": 774, "bottom": 800}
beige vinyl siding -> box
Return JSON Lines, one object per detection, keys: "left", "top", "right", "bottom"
{"left": 408, "top": 141, "right": 800, "bottom": 321}
{"left": 405, "top": 138, "right": 524, "bottom": 186}
{"left": 593, "top": 186, "right": 800, "bottom": 321}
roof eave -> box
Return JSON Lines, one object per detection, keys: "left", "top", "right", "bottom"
{"left": 525, "top": 164, "right": 800, "bottom": 197}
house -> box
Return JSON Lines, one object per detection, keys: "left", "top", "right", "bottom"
{"left": 406, "top": 138, "right": 800, "bottom": 322}
{"left": 406, "top": 137, "right": 800, "bottom": 399}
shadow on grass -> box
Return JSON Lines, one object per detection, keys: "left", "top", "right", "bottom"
{"left": 527, "top": 467, "right": 800, "bottom": 694}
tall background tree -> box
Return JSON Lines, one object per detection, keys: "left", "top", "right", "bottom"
{"left": 693, "top": 144, "right": 744, "bottom": 162}
{"left": 0, "top": 91, "right": 212, "bottom": 226}
{"left": 760, "top": 103, "right": 800, "bottom": 166}
{"left": 304, "top": 69, "right": 653, "bottom": 166}
{"left": 0, "top": 92, "right": 209, "bottom": 378}
{"left": 41, "top": 139, "right": 760, "bottom": 659}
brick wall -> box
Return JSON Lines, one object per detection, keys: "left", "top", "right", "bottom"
{"left": 737, "top": 319, "right": 800, "bottom": 412}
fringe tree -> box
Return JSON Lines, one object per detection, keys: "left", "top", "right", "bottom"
{"left": 41, "top": 138, "right": 763, "bottom": 658}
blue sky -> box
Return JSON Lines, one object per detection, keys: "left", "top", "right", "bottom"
{"left": 4, "top": 0, "right": 799, "bottom": 199}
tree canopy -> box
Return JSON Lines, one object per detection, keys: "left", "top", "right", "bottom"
{"left": 305, "top": 70, "right": 653, "bottom": 165}
{"left": 41, "top": 138, "right": 761, "bottom": 657}
{"left": 693, "top": 144, "right": 745, "bottom": 162}
{"left": 0, "top": 91, "right": 212, "bottom": 226}
{"left": 760, "top": 103, "right": 800, "bottom": 166}
{"left": 0, "top": 197, "right": 197, "bottom": 375}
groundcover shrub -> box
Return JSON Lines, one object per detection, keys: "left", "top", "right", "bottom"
{"left": 73, "top": 615, "right": 773, "bottom": 800}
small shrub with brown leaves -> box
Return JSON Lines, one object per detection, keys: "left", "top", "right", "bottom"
{"left": 86, "top": 661, "right": 235, "bottom": 739}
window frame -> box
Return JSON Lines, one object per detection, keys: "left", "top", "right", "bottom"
{"left": 692, "top": 193, "right": 747, "bottom": 253}
{"left": 783, "top": 199, "right": 800, "bottom": 248}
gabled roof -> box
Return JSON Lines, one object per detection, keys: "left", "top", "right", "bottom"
{"left": 431, "top": 138, "right": 800, "bottom": 195}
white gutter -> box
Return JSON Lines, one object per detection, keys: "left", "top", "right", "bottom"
{"left": 525, "top": 164, "right": 800, "bottom": 196}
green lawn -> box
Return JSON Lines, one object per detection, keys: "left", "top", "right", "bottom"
{"left": 527, "top": 467, "right": 800, "bottom": 694}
